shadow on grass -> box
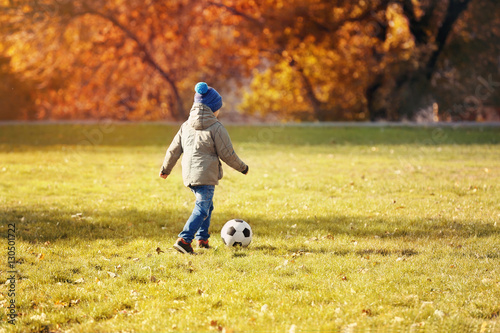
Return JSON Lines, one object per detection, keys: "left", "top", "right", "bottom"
{"left": 0, "top": 124, "right": 499, "bottom": 149}
{"left": 2, "top": 205, "right": 498, "bottom": 245}
{"left": 0, "top": 205, "right": 188, "bottom": 243}
{"left": 238, "top": 213, "right": 500, "bottom": 240}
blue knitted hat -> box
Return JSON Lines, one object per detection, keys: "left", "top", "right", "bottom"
{"left": 194, "top": 82, "right": 222, "bottom": 112}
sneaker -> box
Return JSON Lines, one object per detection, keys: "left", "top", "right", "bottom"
{"left": 173, "top": 238, "right": 193, "bottom": 254}
{"left": 197, "top": 239, "right": 210, "bottom": 249}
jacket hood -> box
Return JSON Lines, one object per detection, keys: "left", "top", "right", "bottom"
{"left": 188, "top": 103, "right": 219, "bottom": 130}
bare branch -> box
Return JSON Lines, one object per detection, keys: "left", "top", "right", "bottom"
{"left": 207, "top": 1, "right": 264, "bottom": 26}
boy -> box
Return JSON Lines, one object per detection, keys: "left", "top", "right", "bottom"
{"left": 159, "top": 82, "right": 249, "bottom": 254}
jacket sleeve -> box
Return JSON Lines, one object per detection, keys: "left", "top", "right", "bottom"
{"left": 214, "top": 124, "right": 247, "bottom": 173}
{"left": 160, "top": 127, "right": 183, "bottom": 175}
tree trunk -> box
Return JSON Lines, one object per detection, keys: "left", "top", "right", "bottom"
{"left": 367, "top": 0, "right": 472, "bottom": 121}
{"left": 425, "top": 0, "right": 472, "bottom": 79}
{"left": 293, "top": 61, "right": 327, "bottom": 121}
{"left": 366, "top": 75, "right": 386, "bottom": 121}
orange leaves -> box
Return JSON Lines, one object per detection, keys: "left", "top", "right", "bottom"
{"left": 131, "top": 10, "right": 140, "bottom": 19}
{"left": 22, "top": 4, "right": 32, "bottom": 13}
{"left": 2, "top": 0, "right": 490, "bottom": 121}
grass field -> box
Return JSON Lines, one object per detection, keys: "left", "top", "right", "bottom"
{"left": 0, "top": 123, "right": 499, "bottom": 332}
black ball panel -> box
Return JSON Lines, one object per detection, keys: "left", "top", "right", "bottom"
{"left": 227, "top": 226, "right": 237, "bottom": 236}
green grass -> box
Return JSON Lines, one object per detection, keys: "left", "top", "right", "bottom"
{"left": 0, "top": 123, "right": 499, "bottom": 332}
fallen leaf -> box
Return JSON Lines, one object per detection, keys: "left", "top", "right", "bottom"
{"left": 107, "top": 271, "right": 117, "bottom": 278}
{"left": 210, "top": 320, "right": 223, "bottom": 331}
{"left": 156, "top": 247, "right": 164, "bottom": 254}
{"left": 434, "top": 310, "right": 445, "bottom": 319}
{"left": 74, "top": 278, "right": 85, "bottom": 284}
{"left": 489, "top": 308, "right": 500, "bottom": 319}
{"left": 54, "top": 300, "right": 67, "bottom": 308}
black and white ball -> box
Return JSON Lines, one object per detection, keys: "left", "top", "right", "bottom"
{"left": 221, "top": 219, "right": 252, "bottom": 247}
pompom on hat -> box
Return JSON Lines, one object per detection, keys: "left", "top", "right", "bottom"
{"left": 194, "top": 82, "right": 222, "bottom": 112}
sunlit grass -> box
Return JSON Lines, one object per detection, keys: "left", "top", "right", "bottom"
{"left": 0, "top": 124, "right": 499, "bottom": 332}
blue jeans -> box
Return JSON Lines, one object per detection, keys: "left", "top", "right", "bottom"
{"left": 178, "top": 185, "right": 215, "bottom": 243}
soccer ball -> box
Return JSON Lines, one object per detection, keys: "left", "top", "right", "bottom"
{"left": 221, "top": 219, "right": 252, "bottom": 247}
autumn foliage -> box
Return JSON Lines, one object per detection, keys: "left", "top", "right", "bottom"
{"left": 0, "top": 0, "right": 499, "bottom": 121}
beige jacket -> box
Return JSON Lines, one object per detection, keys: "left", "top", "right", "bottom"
{"left": 161, "top": 103, "right": 248, "bottom": 186}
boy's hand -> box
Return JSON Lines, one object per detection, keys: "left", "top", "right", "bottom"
{"left": 159, "top": 171, "right": 168, "bottom": 179}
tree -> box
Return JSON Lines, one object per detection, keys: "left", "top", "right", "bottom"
{"left": 224, "top": 0, "right": 393, "bottom": 121}
{"left": 1, "top": 0, "right": 497, "bottom": 121}
{"left": 432, "top": 0, "right": 500, "bottom": 120}
{"left": 0, "top": 0, "right": 246, "bottom": 120}
{"left": 219, "top": 0, "right": 491, "bottom": 121}
{"left": 0, "top": 52, "right": 37, "bottom": 120}
{"left": 366, "top": 0, "right": 475, "bottom": 120}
